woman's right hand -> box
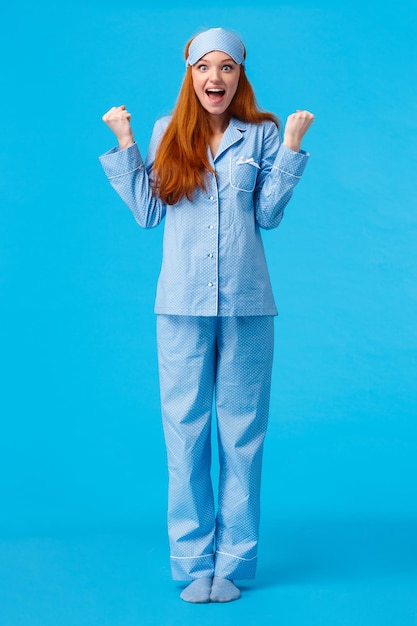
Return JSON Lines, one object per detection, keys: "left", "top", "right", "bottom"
{"left": 102, "top": 105, "right": 134, "bottom": 150}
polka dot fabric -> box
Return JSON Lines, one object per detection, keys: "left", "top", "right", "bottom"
{"left": 186, "top": 27, "right": 246, "bottom": 67}
{"left": 157, "top": 315, "right": 274, "bottom": 580}
{"left": 99, "top": 116, "right": 309, "bottom": 317}
{"left": 99, "top": 114, "right": 311, "bottom": 583}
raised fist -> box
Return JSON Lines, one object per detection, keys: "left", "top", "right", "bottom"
{"left": 283, "top": 109, "right": 314, "bottom": 152}
{"left": 102, "top": 105, "right": 134, "bottom": 149}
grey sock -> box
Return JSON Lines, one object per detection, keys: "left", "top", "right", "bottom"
{"left": 210, "top": 576, "right": 241, "bottom": 602}
{"left": 180, "top": 577, "right": 212, "bottom": 603}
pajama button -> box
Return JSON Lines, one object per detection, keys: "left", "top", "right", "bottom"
{"left": 208, "top": 253, "right": 213, "bottom": 258}
{"left": 208, "top": 225, "right": 214, "bottom": 229}
{"left": 209, "top": 196, "right": 214, "bottom": 200}
{"left": 208, "top": 282, "right": 213, "bottom": 287}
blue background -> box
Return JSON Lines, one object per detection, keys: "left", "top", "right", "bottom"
{"left": 1, "top": 0, "right": 416, "bottom": 624}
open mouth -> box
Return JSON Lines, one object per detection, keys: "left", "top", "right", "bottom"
{"left": 206, "top": 88, "right": 226, "bottom": 102}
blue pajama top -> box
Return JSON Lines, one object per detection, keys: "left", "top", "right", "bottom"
{"left": 99, "top": 116, "right": 309, "bottom": 316}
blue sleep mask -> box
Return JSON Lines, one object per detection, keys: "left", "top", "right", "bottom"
{"left": 186, "top": 28, "right": 245, "bottom": 67}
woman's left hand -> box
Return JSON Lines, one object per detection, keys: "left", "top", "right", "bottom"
{"left": 283, "top": 110, "right": 314, "bottom": 152}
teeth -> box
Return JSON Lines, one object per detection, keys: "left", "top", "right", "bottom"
{"left": 207, "top": 89, "right": 224, "bottom": 93}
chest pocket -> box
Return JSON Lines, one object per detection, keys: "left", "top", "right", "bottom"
{"left": 230, "top": 156, "right": 260, "bottom": 192}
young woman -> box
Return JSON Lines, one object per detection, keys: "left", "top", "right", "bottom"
{"left": 100, "top": 27, "right": 314, "bottom": 604}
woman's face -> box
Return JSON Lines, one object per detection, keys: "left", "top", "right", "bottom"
{"left": 191, "top": 50, "right": 240, "bottom": 120}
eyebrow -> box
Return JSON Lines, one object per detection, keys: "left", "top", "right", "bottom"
{"left": 198, "top": 56, "right": 236, "bottom": 64}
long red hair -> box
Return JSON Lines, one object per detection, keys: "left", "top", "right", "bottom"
{"left": 152, "top": 36, "right": 279, "bottom": 205}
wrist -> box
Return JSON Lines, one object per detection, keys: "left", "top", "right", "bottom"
{"left": 118, "top": 138, "right": 135, "bottom": 150}
{"left": 283, "top": 137, "right": 301, "bottom": 152}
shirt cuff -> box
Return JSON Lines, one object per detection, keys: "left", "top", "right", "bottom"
{"left": 98, "top": 142, "right": 144, "bottom": 179}
{"left": 273, "top": 144, "right": 309, "bottom": 178}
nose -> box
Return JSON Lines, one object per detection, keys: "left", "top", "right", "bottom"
{"left": 208, "top": 66, "right": 222, "bottom": 83}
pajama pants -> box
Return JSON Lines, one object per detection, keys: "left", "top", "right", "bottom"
{"left": 156, "top": 315, "right": 274, "bottom": 581}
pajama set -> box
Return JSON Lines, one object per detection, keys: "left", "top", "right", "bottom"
{"left": 99, "top": 115, "right": 309, "bottom": 580}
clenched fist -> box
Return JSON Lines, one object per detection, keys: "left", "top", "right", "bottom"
{"left": 283, "top": 109, "right": 314, "bottom": 152}
{"left": 102, "top": 105, "right": 134, "bottom": 150}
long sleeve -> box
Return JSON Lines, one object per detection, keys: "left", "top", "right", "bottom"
{"left": 254, "top": 121, "right": 309, "bottom": 230}
{"left": 98, "top": 121, "right": 167, "bottom": 229}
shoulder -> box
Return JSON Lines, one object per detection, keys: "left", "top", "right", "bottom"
{"left": 234, "top": 119, "right": 281, "bottom": 161}
{"left": 146, "top": 115, "right": 173, "bottom": 163}
{"left": 231, "top": 118, "right": 280, "bottom": 137}
{"left": 259, "top": 119, "right": 281, "bottom": 139}
{"left": 153, "top": 115, "right": 172, "bottom": 135}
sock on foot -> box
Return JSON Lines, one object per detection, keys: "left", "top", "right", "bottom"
{"left": 180, "top": 577, "right": 212, "bottom": 603}
{"left": 210, "top": 576, "right": 241, "bottom": 602}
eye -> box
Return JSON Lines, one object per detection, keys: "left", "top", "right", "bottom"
{"left": 197, "top": 63, "right": 208, "bottom": 71}
{"left": 222, "top": 64, "right": 233, "bottom": 71}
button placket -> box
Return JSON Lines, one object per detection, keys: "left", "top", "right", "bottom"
{"left": 207, "top": 222, "right": 216, "bottom": 289}
{"left": 206, "top": 180, "right": 219, "bottom": 313}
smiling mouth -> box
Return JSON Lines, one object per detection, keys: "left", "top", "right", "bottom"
{"left": 206, "top": 88, "right": 226, "bottom": 101}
